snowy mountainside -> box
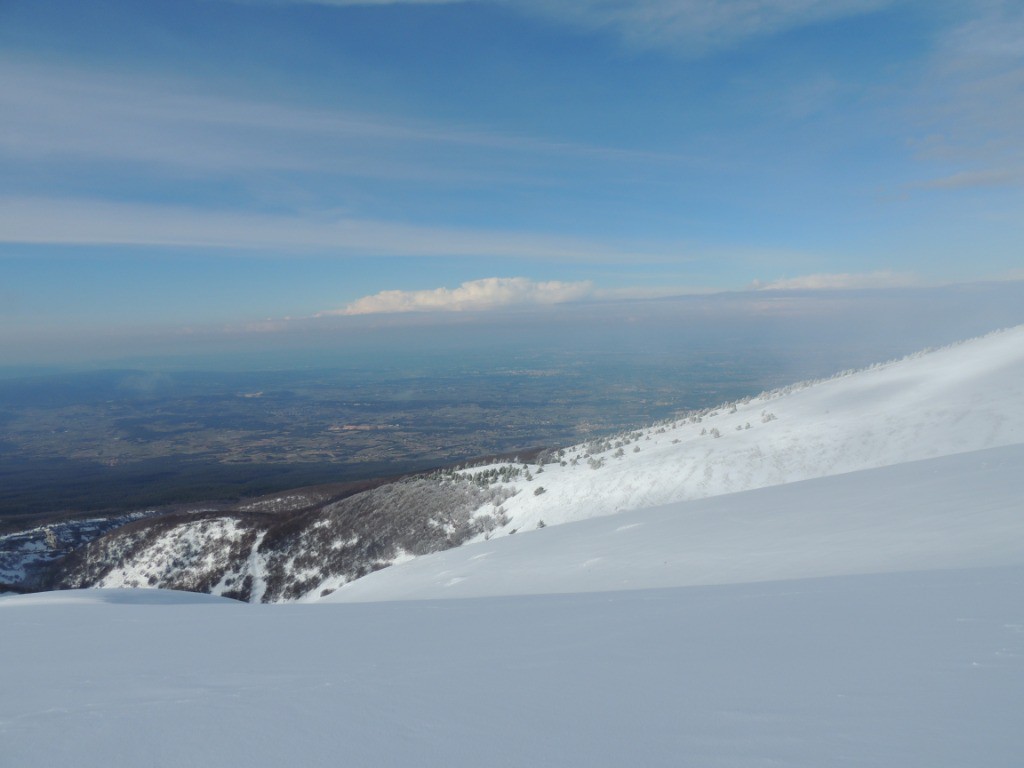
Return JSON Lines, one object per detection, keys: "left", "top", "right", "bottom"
{"left": 46, "top": 326, "right": 1024, "bottom": 601}
{"left": 325, "top": 443, "right": 1024, "bottom": 602}
{"left": 445, "top": 325, "right": 1024, "bottom": 537}
{"left": 52, "top": 477, "right": 514, "bottom": 601}
{"left": 0, "top": 511, "right": 149, "bottom": 589}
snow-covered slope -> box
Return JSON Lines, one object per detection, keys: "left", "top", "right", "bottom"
{"left": 3, "top": 566, "right": 1022, "bottom": 767}
{"left": 0, "top": 511, "right": 149, "bottom": 587}
{"left": 448, "top": 326, "right": 1024, "bottom": 538}
{"left": 324, "top": 443, "right": 1024, "bottom": 602}
{"left": 52, "top": 477, "right": 513, "bottom": 601}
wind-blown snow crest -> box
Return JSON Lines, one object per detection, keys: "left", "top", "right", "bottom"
{"left": 449, "top": 325, "right": 1024, "bottom": 538}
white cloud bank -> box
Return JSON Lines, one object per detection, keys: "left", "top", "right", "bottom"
{"left": 323, "top": 277, "right": 595, "bottom": 315}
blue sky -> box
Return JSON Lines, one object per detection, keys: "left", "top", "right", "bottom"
{"left": 1, "top": 0, "right": 1022, "bottom": 366}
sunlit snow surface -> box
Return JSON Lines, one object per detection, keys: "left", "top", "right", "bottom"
{"left": 2, "top": 567, "right": 1023, "bottom": 767}
{"left": 2, "top": 328, "right": 1024, "bottom": 765}
{"left": 450, "top": 325, "right": 1024, "bottom": 536}
{"left": 326, "top": 445, "right": 1024, "bottom": 602}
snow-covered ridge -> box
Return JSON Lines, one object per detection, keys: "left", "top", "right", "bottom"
{"left": 444, "top": 324, "right": 1024, "bottom": 537}
{"left": 326, "top": 443, "right": 1024, "bottom": 602}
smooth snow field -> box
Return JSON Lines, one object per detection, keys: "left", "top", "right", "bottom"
{"left": 2, "top": 567, "right": 1023, "bottom": 767}
{"left": 3, "top": 327, "right": 1024, "bottom": 766}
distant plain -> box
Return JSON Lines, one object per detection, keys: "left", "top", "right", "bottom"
{"left": 4, "top": 285, "right": 1024, "bottom": 520}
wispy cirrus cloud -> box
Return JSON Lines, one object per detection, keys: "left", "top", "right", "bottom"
{"left": 321, "top": 277, "right": 596, "bottom": 315}
{"left": 913, "top": 168, "right": 1024, "bottom": 191}
{"left": 750, "top": 271, "right": 921, "bottom": 291}
{"left": 0, "top": 196, "right": 668, "bottom": 263}
{"left": 906, "top": 1, "right": 1024, "bottom": 191}
{"left": 515, "top": 0, "right": 898, "bottom": 54}
{"left": 0, "top": 57, "right": 685, "bottom": 181}
{"left": 271, "top": 0, "right": 897, "bottom": 54}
